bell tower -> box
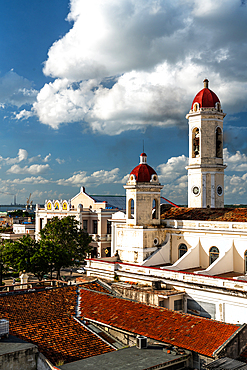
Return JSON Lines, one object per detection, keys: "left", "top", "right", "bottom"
{"left": 124, "top": 153, "right": 163, "bottom": 226}
{"left": 186, "top": 79, "right": 226, "bottom": 208}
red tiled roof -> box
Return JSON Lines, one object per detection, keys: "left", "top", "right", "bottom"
{"left": 161, "top": 207, "right": 247, "bottom": 222}
{"left": 191, "top": 87, "right": 220, "bottom": 109}
{"left": 130, "top": 163, "right": 157, "bottom": 182}
{"left": 0, "top": 287, "right": 113, "bottom": 365}
{"left": 79, "top": 280, "right": 111, "bottom": 293}
{"left": 79, "top": 288, "right": 240, "bottom": 358}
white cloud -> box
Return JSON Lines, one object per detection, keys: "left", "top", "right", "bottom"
{"left": 7, "top": 164, "right": 50, "bottom": 175}
{"left": 156, "top": 154, "right": 188, "bottom": 204}
{"left": 15, "top": 0, "right": 247, "bottom": 134}
{"left": 0, "top": 70, "right": 37, "bottom": 107}
{"left": 224, "top": 148, "right": 247, "bottom": 171}
{"left": 56, "top": 158, "right": 65, "bottom": 164}
{"left": 0, "top": 148, "right": 28, "bottom": 165}
{"left": 57, "top": 168, "right": 120, "bottom": 187}
{"left": 5, "top": 176, "right": 50, "bottom": 185}
{"left": 44, "top": 153, "right": 51, "bottom": 162}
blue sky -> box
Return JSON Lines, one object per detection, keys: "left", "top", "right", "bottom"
{"left": 1, "top": 0, "right": 247, "bottom": 206}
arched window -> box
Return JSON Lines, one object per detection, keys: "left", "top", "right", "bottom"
{"left": 209, "top": 246, "right": 219, "bottom": 265}
{"left": 192, "top": 127, "right": 200, "bottom": 158}
{"left": 178, "top": 243, "right": 187, "bottom": 259}
{"left": 216, "top": 127, "right": 223, "bottom": 158}
{"left": 152, "top": 198, "right": 158, "bottom": 219}
{"left": 128, "top": 198, "right": 134, "bottom": 219}
{"left": 244, "top": 251, "right": 247, "bottom": 274}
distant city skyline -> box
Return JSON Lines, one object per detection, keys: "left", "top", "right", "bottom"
{"left": 0, "top": 0, "right": 247, "bottom": 205}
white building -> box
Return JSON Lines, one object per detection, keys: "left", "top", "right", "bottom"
{"left": 35, "top": 186, "right": 119, "bottom": 257}
{"left": 87, "top": 80, "right": 247, "bottom": 326}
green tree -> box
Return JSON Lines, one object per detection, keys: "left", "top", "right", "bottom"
{"left": 0, "top": 240, "right": 8, "bottom": 286}
{"left": 39, "top": 216, "right": 92, "bottom": 279}
{"left": 3, "top": 235, "right": 49, "bottom": 281}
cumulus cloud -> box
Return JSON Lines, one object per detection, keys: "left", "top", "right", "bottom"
{"left": 57, "top": 168, "right": 121, "bottom": 187}
{"left": 0, "top": 70, "right": 37, "bottom": 107}
{"left": 7, "top": 176, "right": 50, "bottom": 185}
{"left": 7, "top": 164, "right": 50, "bottom": 175}
{"left": 15, "top": 0, "right": 247, "bottom": 135}
{"left": 156, "top": 155, "right": 188, "bottom": 204}
{"left": 0, "top": 149, "right": 28, "bottom": 166}
{"left": 224, "top": 148, "right": 247, "bottom": 171}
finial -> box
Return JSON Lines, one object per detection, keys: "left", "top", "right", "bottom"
{"left": 203, "top": 78, "right": 209, "bottom": 89}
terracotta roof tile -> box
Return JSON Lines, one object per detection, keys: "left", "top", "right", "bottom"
{"left": 191, "top": 87, "right": 220, "bottom": 109}
{"left": 0, "top": 287, "right": 113, "bottom": 365}
{"left": 161, "top": 207, "right": 247, "bottom": 222}
{"left": 79, "top": 288, "right": 240, "bottom": 358}
{"left": 79, "top": 280, "right": 111, "bottom": 293}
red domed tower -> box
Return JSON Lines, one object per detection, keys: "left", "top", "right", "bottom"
{"left": 124, "top": 153, "right": 163, "bottom": 226}
{"left": 186, "top": 79, "right": 226, "bottom": 208}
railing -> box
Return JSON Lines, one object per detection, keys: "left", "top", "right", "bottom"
{"left": 164, "top": 219, "right": 247, "bottom": 232}
{"left": 90, "top": 234, "right": 111, "bottom": 242}
{"left": 0, "top": 280, "right": 68, "bottom": 295}
{"left": 86, "top": 258, "right": 247, "bottom": 293}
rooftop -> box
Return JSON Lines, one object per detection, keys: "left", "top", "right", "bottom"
{"left": 78, "top": 287, "right": 240, "bottom": 358}
{"left": 60, "top": 344, "right": 189, "bottom": 370}
{"left": 161, "top": 207, "right": 247, "bottom": 222}
{"left": 0, "top": 286, "right": 113, "bottom": 365}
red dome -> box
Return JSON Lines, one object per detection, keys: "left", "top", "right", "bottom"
{"left": 191, "top": 80, "right": 220, "bottom": 110}
{"left": 130, "top": 163, "right": 157, "bottom": 182}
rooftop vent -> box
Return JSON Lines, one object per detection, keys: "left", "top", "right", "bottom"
{"left": 136, "top": 335, "right": 147, "bottom": 349}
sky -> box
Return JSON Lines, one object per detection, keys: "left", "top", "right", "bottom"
{"left": 1, "top": 0, "right": 247, "bottom": 206}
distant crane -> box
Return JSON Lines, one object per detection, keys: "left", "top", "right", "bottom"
{"left": 26, "top": 193, "right": 33, "bottom": 210}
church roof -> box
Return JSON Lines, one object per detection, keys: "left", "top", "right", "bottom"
{"left": 130, "top": 164, "right": 157, "bottom": 182}
{"left": 191, "top": 79, "right": 220, "bottom": 109}
{"left": 161, "top": 207, "right": 247, "bottom": 222}
{"left": 130, "top": 153, "right": 157, "bottom": 182}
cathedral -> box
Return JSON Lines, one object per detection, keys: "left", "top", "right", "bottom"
{"left": 86, "top": 80, "right": 247, "bottom": 325}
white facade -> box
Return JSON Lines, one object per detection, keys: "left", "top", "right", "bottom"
{"left": 186, "top": 81, "right": 226, "bottom": 208}
{"left": 35, "top": 187, "right": 117, "bottom": 257}
{"left": 87, "top": 80, "right": 247, "bottom": 325}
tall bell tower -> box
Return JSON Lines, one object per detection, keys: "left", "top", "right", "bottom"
{"left": 186, "top": 79, "right": 226, "bottom": 208}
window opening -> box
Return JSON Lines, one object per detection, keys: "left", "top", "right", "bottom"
{"left": 178, "top": 243, "right": 187, "bottom": 259}
{"left": 128, "top": 198, "right": 134, "bottom": 219}
{"left": 209, "top": 246, "right": 219, "bottom": 265}
{"left": 216, "top": 127, "right": 223, "bottom": 158}
{"left": 192, "top": 128, "right": 200, "bottom": 158}
{"left": 93, "top": 220, "right": 98, "bottom": 234}
{"left": 107, "top": 220, "right": 111, "bottom": 234}
{"left": 244, "top": 251, "right": 247, "bottom": 274}
{"left": 174, "top": 299, "right": 183, "bottom": 311}
{"left": 152, "top": 199, "right": 158, "bottom": 219}
{"left": 83, "top": 220, "right": 88, "bottom": 232}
